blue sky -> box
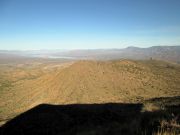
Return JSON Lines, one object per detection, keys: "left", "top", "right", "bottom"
{"left": 0, "top": 0, "right": 180, "bottom": 50}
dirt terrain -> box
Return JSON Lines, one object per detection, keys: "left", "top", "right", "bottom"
{"left": 0, "top": 59, "right": 180, "bottom": 134}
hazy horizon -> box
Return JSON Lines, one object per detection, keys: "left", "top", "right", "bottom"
{"left": 0, "top": 45, "right": 179, "bottom": 51}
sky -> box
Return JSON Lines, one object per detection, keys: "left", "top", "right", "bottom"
{"left": 0, "top": 0, "right": 180, "bottom": 50}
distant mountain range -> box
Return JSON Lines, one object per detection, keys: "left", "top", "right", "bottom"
{"left": 0, "top": 46, "right": 180, "bottom": 63}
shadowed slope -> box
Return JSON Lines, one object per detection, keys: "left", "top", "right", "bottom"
{"left": 1, "top": 97, "right": 180, "bottom": 135}
{"left": 1, "top": 103, "right": 143, "bottom": 135}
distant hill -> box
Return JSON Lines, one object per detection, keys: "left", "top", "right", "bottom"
{"left": 53, "top": 46, "right": 180, "bottom": 63}
{"left": 0, "top": 46, "right": 180, "bottom": 63}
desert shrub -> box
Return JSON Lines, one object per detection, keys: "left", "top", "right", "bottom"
{"left": 166, "top": 64, "right": 174, "bottom": 69}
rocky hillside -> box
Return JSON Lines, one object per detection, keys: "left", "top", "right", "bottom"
{"left": 0, "top": 60, "right": 180, "bottom": 126}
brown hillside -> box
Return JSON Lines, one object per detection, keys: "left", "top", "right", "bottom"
{"left": 0, "top": 60, "right": 180, "bottom": 125}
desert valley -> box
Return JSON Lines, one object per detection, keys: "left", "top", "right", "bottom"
{"left": 1, "top": 0, "right": 180, "bottom": 134}
{"left": 0, "top": 46, "right": 180, "bottom": 135}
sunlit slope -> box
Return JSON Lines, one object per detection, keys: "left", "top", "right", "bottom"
{"left": 0, "top": 60, "right": 180, "bottom": 123}
{"left": 50, "top": 60, "right": 180, "bottom": 103}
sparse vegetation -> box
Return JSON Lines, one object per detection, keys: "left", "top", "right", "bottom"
{"left": 0, "top": 59, "right": 179, "bottom": 135}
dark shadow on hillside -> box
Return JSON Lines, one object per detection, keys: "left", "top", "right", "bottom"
{"left": 1, "top": 97, "right": 180, "bottom": 135}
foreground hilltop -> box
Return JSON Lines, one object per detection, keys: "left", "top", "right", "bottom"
{"left": 48, "top": 60, "right": 180, "bottom": 103}
{"left": 0, "top": 60, "right": 180, "bottom": 124}
{"left": 0, "top": 60, "right": 180, "bottom": 134}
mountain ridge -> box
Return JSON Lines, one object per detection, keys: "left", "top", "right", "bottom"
{"left": 1, "top": 46, "right": 179, "bottom": 63}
